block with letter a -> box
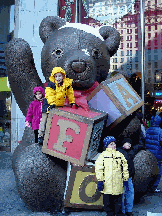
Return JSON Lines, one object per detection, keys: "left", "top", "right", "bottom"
{"left": 87, "top": 74, "right": 144, "bottom": 127}
{"left": 42, "top": 107, "right": 107, "bottom": 166}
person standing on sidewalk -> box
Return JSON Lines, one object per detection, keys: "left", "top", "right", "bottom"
{"left": 95, "top": 136, "right": 129, "bottom": 216}
{"left": 117, "top": 138, "right": 136, "bottom": 216}
{"left": 145, "top": 114, "right": 162, "bottom": 192}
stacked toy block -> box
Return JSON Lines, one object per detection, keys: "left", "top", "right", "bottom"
{"left": 87, "top": 74, "right": 144, "bottom": 127}
{"left": 42, "top": 107, "right": 108, "bottom": 166}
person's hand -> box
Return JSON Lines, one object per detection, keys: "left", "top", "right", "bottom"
{"left": 97, "top": 181, "right": 104, "bottom": 191}
{"left": 70, "top": 103, "right": 78, "bottom": 109}
{"left": 48, "top": 104, "right": 55, "bottom": 110}
{"left": 25, "top": 121, "right": 31, "bottom": 128}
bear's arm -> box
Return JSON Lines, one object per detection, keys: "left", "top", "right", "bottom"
{"left": 5, "top": 38, "right": 43, "bottom": 116}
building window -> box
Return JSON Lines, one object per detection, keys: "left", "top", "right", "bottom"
{"left": 121, "top": 58, "right": 124, "bottom": 63}
{"left": 130, "top": 57, "right": 132, "bottom": 63}
{"left": 127, "top": 50, "right": 129, "bottom": 56}
{"left": 148, "top": 62, "right": 151, "bottom": 68}
{"left": 120, "top": 43, "right": 123, "bottom": 49}
{"left": 148, "top": 55, "right": 151, "bottom": 61}
{"left": 148, "top": 25, "right": 151, "bottom": 31}
{"left": 135, "top": 28, "right": 138, "bottom": 34}
{"left": 154, "top": 40, "right": 158, "bottom": 46}
{"left": 148, "top": 70, "right": 151, "bottom": 76}
{"left": 155, "top": 32, "right": 157, "bottom": 38}
{"left": 135, "top": 35, "right": 138, "bottom": 41}
{"left": 148, "top": 33, "right": 151, "bottom": 39}
{"left": 121, "top": 51, "right": 124, "bottom": 56}
{"left": 115, "top": 58, "right": 118, "bottom": 63}
{"left": 127, "top": 43, "right": 129, "bottom": 48}
{"left": 154, "top": 55, "right": 158, "bottom": 61}
{"left": 154, "top": 62, "right": 158, "bottom": 68}
{"left": 155, "top": 25, "right": 157, "bottom": 30}
{"left": 135, "top": 57, "right": 138, "bottom": 62}
{"left": 121, "top": 36, "right": 123, "bottom": 42}
{"left": 121, "top": 30, "right": 123, "bottom": 34}
{"left": 130, "top": 50, "right": 132, "bottom": 56}
{"left": 127, "top": 57, "right": 129, "bottom": 62}
{"left": 135, "top": 64, "right": 138, "bottom": 70}
{"left": 130, "top": 43, "right": 132, "bottom": 48}
{"left": 135, "top": 42, "right": 138, "bottom": 48}
{"left": 113, "top": 65, "right": 117, "bottom": 70}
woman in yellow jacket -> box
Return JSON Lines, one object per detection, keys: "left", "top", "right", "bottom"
{"left": 38, "top": 67, "right": 76, "bottom": 144}
{"left": 95, "top": 136, "right": 129, "bottom": 216}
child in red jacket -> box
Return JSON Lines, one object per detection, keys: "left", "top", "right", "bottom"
{"left": 25, "top": 86, "right": 45, "bottom": 143}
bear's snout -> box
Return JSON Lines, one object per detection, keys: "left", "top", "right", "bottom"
{"left": 71, "top": 61, "right": 86, "bottom": 73}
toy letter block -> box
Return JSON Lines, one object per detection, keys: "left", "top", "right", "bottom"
{"left": 42, "top": 107, "right": 107, "bottom": 165}
{"left": 87, "top": 74, "right": 144, "bottom": 127}
{"left": 64, "top": 164, "right": 103, "bottom": 209}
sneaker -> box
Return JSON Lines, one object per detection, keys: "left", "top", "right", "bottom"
{"left": 38, "top": 136, "right": 44, "bottom": 145}
{"left": 154, "top": 188, "right": 161, "bottom": 192}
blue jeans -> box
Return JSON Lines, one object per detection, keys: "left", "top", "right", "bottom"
{"left": 154, "top": 161, "right": 161, "bottom": 189}
{"left": 122, "top": 177, "right": 134, "bottom": 214}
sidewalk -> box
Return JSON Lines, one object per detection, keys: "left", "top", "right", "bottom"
{"left": 0, "top": 151, "right": 162, "bottom": 216}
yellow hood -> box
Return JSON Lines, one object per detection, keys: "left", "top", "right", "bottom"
{"left": 49, "top": 67, "right": 66, "bottom": 83}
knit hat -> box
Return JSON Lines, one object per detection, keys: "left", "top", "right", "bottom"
{"left": 122, "top": 138, "right": 132, "bottom": 146}
{"left": 103, "top": 136, "right": 116, "bottom": 148}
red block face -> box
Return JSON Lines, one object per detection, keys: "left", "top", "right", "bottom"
{"left": 42, "top": 109, "right": 94, "bottom": 165}
{"left": 47, "top": 115, "right": 87, "bottom": 160}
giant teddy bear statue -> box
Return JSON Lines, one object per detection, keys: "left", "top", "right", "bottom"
{"left": 5, "top": 16, "right": 158, "bottom": 212}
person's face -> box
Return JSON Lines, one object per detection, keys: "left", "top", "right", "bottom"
{"left": 107, "top": 142, "right": 116, "bottom": 149}
{"left": 35, "top": 91, "right": 43, "bottom": 100}
{"left": 55, "top": 73, "right": 63, "bottom": 84}
{"left": 123, "top": 142, "right": 131, "bottom": 149}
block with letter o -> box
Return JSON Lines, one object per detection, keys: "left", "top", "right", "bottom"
{"left": 42, "top": 107, "right": 107, "bottom": 166}
{"left": 64, "top": 164, "right": 103, "bottom": 209}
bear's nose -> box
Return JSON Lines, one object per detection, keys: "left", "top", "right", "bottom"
{"left": 71, "top": 62, "right": 86, "bottom": 73}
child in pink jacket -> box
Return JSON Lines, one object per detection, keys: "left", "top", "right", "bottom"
{"left": 25, "top": 86, "right": 45, "bottom": 143}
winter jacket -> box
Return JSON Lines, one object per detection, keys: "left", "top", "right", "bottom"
{"left": 25, "top": 86, "right": 45, "bottom": 130}
{"left": 95, "top": 148, "right": 129, "bottom": 195}
{"left": 117, "top": 147, "right": 135, "bottom": 179}
{"left": 145, "top": 115, "right": 162, "bottom": 161}
{"left": 42, "top": 67, "right": 75, "bottom": 113}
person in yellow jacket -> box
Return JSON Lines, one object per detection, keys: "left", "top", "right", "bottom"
{"left": 38, "top": 67, "right": 76, "bottom": 144}
{"left": 95, "top": 136, "right": 129, "bottom": 216}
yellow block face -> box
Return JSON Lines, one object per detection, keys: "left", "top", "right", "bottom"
{"left": 0, "top": 77, "right": 10, "bottom": 91}
{"left": 70, "top": 170, "right": 103, "bottom": 206}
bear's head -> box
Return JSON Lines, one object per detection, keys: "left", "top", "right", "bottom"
{"left": 39, "top": 16, "right": 120, "bottom": 89}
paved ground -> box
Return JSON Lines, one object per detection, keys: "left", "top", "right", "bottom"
{"left": 0, "top": 152, "right": 162, "bottom": 216}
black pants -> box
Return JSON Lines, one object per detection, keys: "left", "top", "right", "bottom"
{"left": 103, "top": 194, "right": 124, "bottom": 216}
{"left": 34, "top": 130, "right": 38, "bottom": 143}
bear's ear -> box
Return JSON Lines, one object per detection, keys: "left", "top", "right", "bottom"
{"left": 99, "top": 26, "right": 121, "bottom": 57}
{"left": 39, "top": 16, "right": 66, "bottom": 43}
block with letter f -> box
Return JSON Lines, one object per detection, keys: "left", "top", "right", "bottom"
{"left": 42, "top": 107, "right": 107, "bottom": 166}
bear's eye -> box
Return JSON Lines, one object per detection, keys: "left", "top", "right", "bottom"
{"left": 52, "top": 49, "right": 63, "bottom": 57}
{"left": 92, "top": 49, "right": 101, "bottom": 59}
